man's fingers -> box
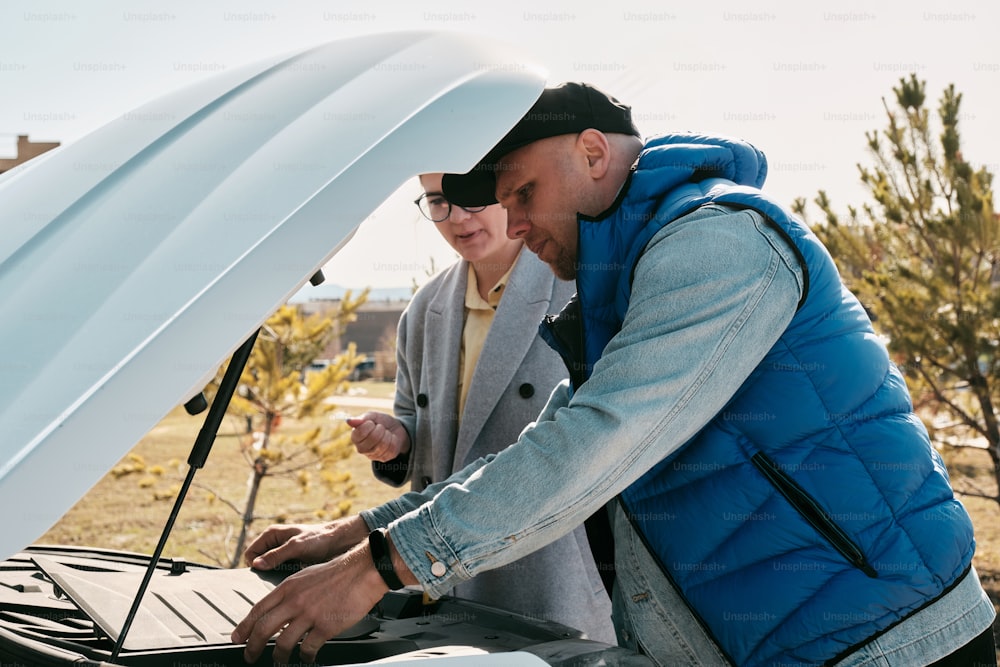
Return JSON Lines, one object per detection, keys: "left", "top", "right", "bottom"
{"left": 250, "top": 550, "right": 274, "bottom": 571}
{"left": 272, "top": 619, "right": 312, "bottom": 665}
{"left": 251, "top": 533, "right": 302, "bottom": 570}
{"left": 231, "top": 545, "right": 382, "bottom": 665}
{"left": 233, "top": 597, "right": 289, "bottom": 664}
{"left": 250, "top": 539, "right": 300, "bottom": 571}
{"left": 244, "top": 525, "right": 299, "bottom": 567}
{"left": 298, "top": 629, "right": 327, "bottom": 664}
{"left": 246, "top": 535, "right": 287, "bottom": 569}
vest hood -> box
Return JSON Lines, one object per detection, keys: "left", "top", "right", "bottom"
{"left": 573, "top": 133, "right": 772, "bottom": 373}
{"left": 625, "top": 132, "right": 768, "bottom": 212}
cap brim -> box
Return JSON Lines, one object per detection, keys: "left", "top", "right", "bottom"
{"left": 443, "top": 125, "right": 550, "bottom": 207}
{"left": 442, "top": 169, "right": 499, "bottom": 207}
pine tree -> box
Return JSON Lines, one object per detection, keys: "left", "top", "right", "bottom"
{"left": 792, "top": 75, "right": 1000, "bottom": 502}
{"left": 222, "top": 294, "right": 368, "bottom": 566}
{"left": 114, "top": 292, "right": 370, "bottom": 565}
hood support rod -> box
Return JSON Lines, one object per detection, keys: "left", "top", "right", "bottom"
{"left": 110, "top": 328, "right": 261, "bottom": 662}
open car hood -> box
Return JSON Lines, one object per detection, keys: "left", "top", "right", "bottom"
{"left": 0, "top": 30, "right": 544, "bottom": 559}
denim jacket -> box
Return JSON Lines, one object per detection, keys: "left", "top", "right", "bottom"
{"left": 362, "top": 134, "right": 994, "bottom": 664}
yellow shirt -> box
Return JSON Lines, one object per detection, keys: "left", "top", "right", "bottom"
{"left": 458, "top": 259, "right": 518, "bottom": 419}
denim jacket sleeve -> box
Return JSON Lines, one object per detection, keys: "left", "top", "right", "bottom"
{"left": 359, "top": 380, "right": 573, "bottom": 528}
{"left": 387, "top": 207, "right": 805, "bottom": 598}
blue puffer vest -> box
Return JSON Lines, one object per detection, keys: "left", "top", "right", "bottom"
{"left": 540, "top": 133, "right": 975, "bottom": 666}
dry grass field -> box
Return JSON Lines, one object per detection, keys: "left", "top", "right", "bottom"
{"left": 938, "top": 445, "right": 1000, "bottom": 656}
{"left": 39, "top": 380, "right": 402, "bottom": 567}
{"left": 38, "top": 383, "right": 1000, "bottom": 653}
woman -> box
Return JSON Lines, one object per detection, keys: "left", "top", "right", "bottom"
{"left": 347, "top": 173, "right": 614, "bottom": 643}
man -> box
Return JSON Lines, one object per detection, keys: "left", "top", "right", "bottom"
{"left": 233, "top": 83, "right": 996, "bottom": 666}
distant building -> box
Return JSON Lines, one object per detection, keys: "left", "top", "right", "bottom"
{"left": 0, "top": 135, "right": 60, "bottom": 174}
{"left": 298, "top": 297, "right": 409, "bottom": 380}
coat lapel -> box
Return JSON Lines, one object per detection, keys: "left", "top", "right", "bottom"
{"left": 425, "top": 262, "right": 466, "bottom": 482}
{"left": 453, "top": 249, "right": 555, "bottom": 466}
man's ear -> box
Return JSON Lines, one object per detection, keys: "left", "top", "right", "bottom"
{"left": 577, "top": 129, "right": 611, "bottom": 178}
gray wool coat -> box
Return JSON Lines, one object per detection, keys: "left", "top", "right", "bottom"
{"left": 372, "top": 247, "right": 615, "bottom": 643}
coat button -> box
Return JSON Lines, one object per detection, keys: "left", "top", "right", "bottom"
{"left": 419, "top": 476, "right": 432, "bottom": 491}
{"left": 431, "top": 561, "right": 447, "bottom": 577}
{"left": 518, "top": 383, "right": 534, "bottom": 398}
{"left": 417, "top": 393, "right": 428, "bottom": 407}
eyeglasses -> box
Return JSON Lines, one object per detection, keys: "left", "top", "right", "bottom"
{"left": 414, "top": 192, "right": 487, "bottom": 222}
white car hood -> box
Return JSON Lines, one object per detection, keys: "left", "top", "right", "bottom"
{"left": 0, "top": 31, "right": 543, "bottom": 559}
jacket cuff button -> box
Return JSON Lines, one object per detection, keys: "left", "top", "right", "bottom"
{"left": 518, "top": 383, "right": 534, "bottom": 398}
{"left": 431, "top": 561, "right": 447, "bottom": 577}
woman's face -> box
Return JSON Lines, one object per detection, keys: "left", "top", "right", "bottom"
{"left": 418, "top": 173, "right": 521, "bottom": 264}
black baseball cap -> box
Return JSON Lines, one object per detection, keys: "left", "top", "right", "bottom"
{"left": 442, "top": 82, "right": 640, "bottom": 207}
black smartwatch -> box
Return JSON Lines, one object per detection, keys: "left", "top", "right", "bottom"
{"left": 368, "top": 528, "right": 405, "bottom": 591}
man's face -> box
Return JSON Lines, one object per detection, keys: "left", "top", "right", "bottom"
{"left": 494, "top": 135, "right": 585, "bottom": 281}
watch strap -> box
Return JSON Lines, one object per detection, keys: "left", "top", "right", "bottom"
{"left": 368, "top": 528, "right": 405, "bottom": 591}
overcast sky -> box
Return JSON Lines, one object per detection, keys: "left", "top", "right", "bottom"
{"left": 2, "top": 0, "right": 996, "bottom": 293}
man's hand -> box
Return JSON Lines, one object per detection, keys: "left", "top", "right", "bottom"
{"left": 244, "top": 516, "right": 369, "bottom": 571}
{"left": 232, "top": 541, "right": 387, "bottom": 664}
{"left": 347, "top": 412, "right": 411, "bottom": 462}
